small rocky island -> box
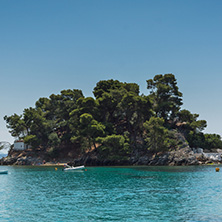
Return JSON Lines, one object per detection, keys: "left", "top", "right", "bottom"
{"left": 2, "top": 74, "right": 222, "bottom": 166}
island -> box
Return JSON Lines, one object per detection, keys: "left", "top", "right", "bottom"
{"left": 2, "top": 74, "right": 222, "bottom": 166}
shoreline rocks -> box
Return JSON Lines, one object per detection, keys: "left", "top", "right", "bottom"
{"left": 67, "top": 146, "right": 222, "bottom": 166}
{"left": 1, "top": 146, "right": 222, "bottom": 166}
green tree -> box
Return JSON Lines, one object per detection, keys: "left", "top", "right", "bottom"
{"left": 48, "top": 132, "right": 61, "bottom": 148}
{"left": 118, "top": 92, "right": 152, "bottom": 145}
{"left": 71, "top": 113, "right": 105, "bottom": 151}
{"left": 23, "top": 107, "right": 51, "bottom": 148}
{"left": 24, "top": 135, "right": 39, "bottom": 148}
{"left": 97, "top": 134, "right": 130, "bottom": 159}
{"left": 70, "top": 97, "right": 99, "bottom": 121}
{"left": 177, "top": 109, "right": 207, "bottom": 148}
{"left": 202, "top": 134, "right": 222, "bottom": 150}
{"left": 177, "top": 109, "right": 207, "bottom": 134}
{"left": 36, "top": 89, "right": 84, "bottom": 143}
{"left": 93, "top": 79, "right": 151, "bottom": 140}
{"left": 93, "top": 79, "right": 139, "bottom": 99}
{"left": 143, "top": 117, "right": 176, "bottom": 152}
{"left": 147, "top": 74, "right": 183, "bottom": 121}
{"left": 186, "top": 131, "right": 205, "bottom": 148}
{"left": 4, "top": 114, "right": 26, "bottom": 138}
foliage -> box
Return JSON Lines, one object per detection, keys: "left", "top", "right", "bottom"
{"left": 186, "top": 131, "right": 205, "bottom": 148}
{"left": 202, "top": 134, "right": 222, "bottom": 150}
{"left": 70, "top": 113, "right": 105, "bottom": 151}
{"left": 97, "top": 135, "right": 130, "bottom": 158}
{"left": 4, "top": 74, "right": 216, "bottom": 158}
{"left": 93, "top": 79, "right": 139, "bottom": 99}
{"left": 177, "top": 109, "right": 207, "bottom": 132}
{"left": 4, "top": 114, "right": 26, "bottom": 138}
{"left": 24, "top": 135, "right": 40, "bottom": 148}
{"left": 48, "top": 132, "right": 61, "bottom": 148}
{"left": 147, "top": 74, "right": 183, "bottom": 121}
{"left": 143, "top": 117, "right": 177, "bottom": 152}
{"left": 177, "top": 109, "right": 207, "bottom": 147}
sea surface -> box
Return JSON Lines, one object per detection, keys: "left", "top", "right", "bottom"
{"left": 0, "top": 165, "right": 222, "bottom": 222}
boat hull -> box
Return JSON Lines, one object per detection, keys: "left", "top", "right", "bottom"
{"left": 0, "top": 170, "right": 8, "bottom": 174}
{"left": 63, "top": 166, "right": 85, "bottom": 171}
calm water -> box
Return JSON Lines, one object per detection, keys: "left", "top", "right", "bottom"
{"left": 0, "top": 166, "right": 222, "bottom": 222}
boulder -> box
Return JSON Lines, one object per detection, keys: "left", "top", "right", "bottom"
{"left": 0, "top": 157, "right": 17, "bottom": 165}
{"left": 203, "top": 153, "right": 221, "bottom": 162}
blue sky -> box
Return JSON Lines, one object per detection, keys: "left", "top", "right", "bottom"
{"left": 1, "top": 0, "right": 222, "bottom": 144}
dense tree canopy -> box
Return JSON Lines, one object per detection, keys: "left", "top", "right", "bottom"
{"left": 4, "top": 74, "right": 221, "bottom": 159}
{"left": 143, "top": 117, "right": 177, "bottom": 152}
{"left": 147, "top": 74, "right": 183, "bottom": 120}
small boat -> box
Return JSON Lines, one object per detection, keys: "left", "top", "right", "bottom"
{"left": 63, "top": 165, "right": 85, "bottom": 171}
{"left": 0, "top": 170, "right": 8, "bottom": 174}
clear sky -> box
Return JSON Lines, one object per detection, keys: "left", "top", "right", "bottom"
{"left": 1, "top": 0, "right": 222, "bottom": 144}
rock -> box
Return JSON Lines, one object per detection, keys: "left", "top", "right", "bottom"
{"left": 205, "top": 160, "right": 213, "bottom": 164}
{"left": 203, "top": 149, "right": 210, "bottom": 153}
{"left": 194, "top": 153, "right": 204, "bottom": 161}
{"left": 0, "top": 157, "right": 17, "bottom": 165}
{"left": 155, "top": 155, "right": 169, "bottom": 165}
{"left": 203, "top": 153, "right": 221, "bottom": 162}
{"left": 137, "top": 156, "right": 149, "bottom": 165}
{"left": 217, "top": 149, "right": 222, "bottom": 153}
{"left": 193, "top": 148, "right": 203, "bottom": 154}
{"left": 161, "top": 147, "right": 200, "bottom": 166}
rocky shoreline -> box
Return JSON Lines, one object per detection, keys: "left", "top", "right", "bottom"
{"left": 71, "top": 146, "right": 222, "bottom": 166}
{"left": 1, "top": 145, "right": 222, "bottom": 166}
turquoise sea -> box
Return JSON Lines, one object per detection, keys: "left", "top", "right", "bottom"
{"left": 0, "top": 166, "right": 222, "bottom": 222}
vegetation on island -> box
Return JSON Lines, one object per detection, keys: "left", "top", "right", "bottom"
{"left": 4, "top": 74, "right": 222, "bottom": 160}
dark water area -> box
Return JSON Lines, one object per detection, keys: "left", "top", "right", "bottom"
{"left": 0, "top": 165, "right": 222, "bottom": 221}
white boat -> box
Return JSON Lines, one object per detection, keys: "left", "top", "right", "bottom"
{"left": 63, "top": 165, "right": 85, "bottom": 171}
{"left": 0, "top": 170, "right": 8, "bottom": 174}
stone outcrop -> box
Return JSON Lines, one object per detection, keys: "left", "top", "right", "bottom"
{"left": 130, "top": 146, "right": 200, "bottom": 166}
{"left": 67, "top": 145, "right": 199, "bottom": 166}
{"left": 1, "top": 155, "right": 44, "bottom": 165}
{"left": 72, "top": 145, "right": 222, "bottom": 166}
{"left": 0, "top": 149, "right": 44, "bottom": 165}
